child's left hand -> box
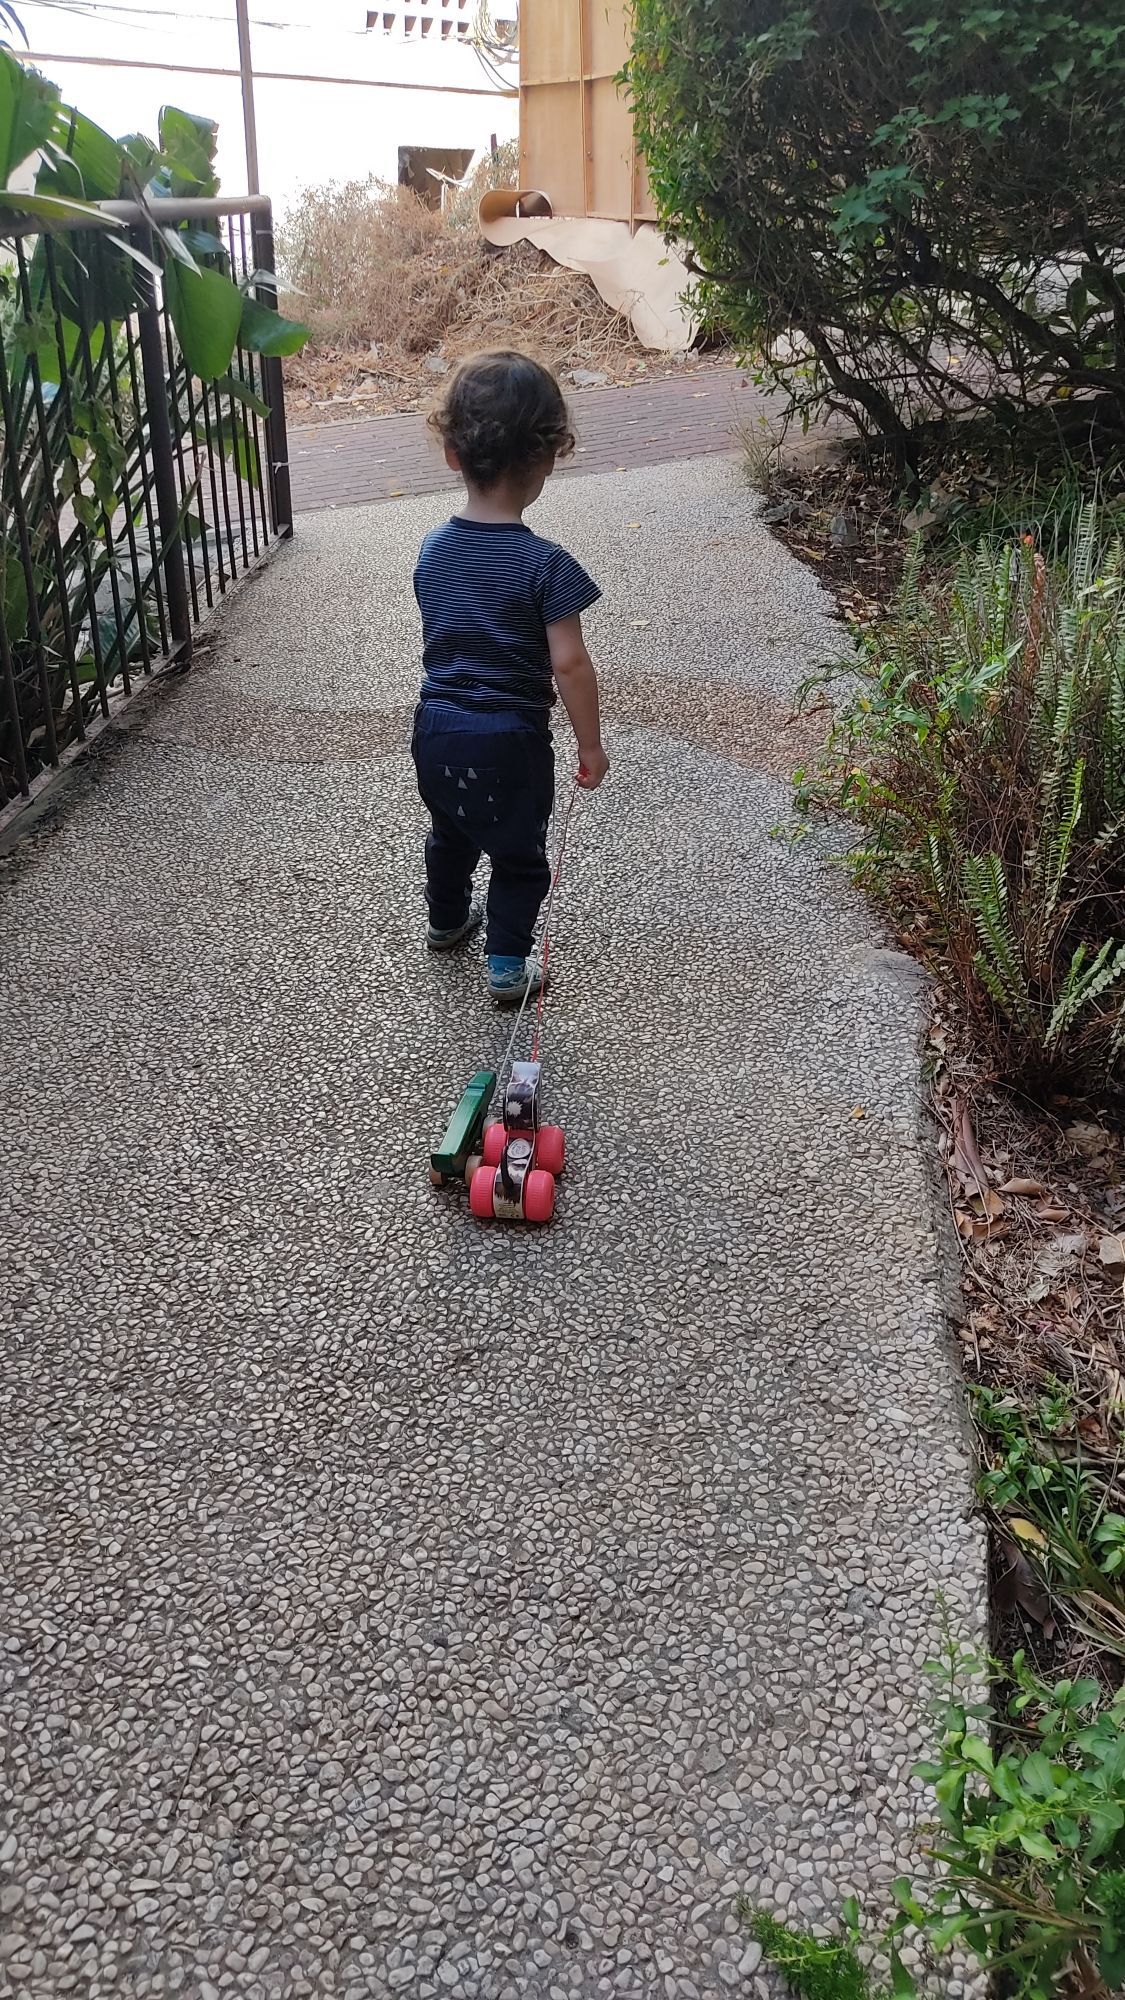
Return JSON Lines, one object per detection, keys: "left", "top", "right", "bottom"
{"left": 577, "top": 746, "right": 610, "bottom": 790}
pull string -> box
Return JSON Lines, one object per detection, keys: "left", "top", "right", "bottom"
{"left": 531, "top": 774, "right": 581, "bottom": 1063}
{"left": 495, "top": 774, "right": 582, "bottom": 1094}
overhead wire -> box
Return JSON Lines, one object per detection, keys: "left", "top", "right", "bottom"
{"left": 24, "top": 0, "right": 292, "bottom": 24}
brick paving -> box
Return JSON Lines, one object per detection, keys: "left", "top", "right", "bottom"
{"left": 289, "top": 365, "right": 771, "bottom": 513}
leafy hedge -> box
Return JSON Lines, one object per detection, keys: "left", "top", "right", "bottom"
{"left": 626, "top": 0, "right": 1125, "bottom": 454}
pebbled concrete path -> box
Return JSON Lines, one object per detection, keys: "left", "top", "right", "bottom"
{"left": 0, "top": 455, "right": 982, "bottom": 2000}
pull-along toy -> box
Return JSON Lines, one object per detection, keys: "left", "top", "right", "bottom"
{"left": 429, "top": 777, "right": 581, "bottom": 1225}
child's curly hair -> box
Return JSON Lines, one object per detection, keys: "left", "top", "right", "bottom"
{"left": 428, "top": 350, "right": 575, "bottom": 490}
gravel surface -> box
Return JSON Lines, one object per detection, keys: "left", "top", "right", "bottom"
{"left": 0, "top": 455, "right": 984, "bottom": 1999}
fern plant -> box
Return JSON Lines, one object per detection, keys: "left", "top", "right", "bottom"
{"left": 800, "top": 510, "right": 1125, "bottom": 1092}
{"left": 748, "top": 1909, "right": 877, "bottom": 2000}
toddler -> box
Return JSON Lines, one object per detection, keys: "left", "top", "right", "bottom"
{"left": 412, "top": 350, "right": 608, "bottom": 1004}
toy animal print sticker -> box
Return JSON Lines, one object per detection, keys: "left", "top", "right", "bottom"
{"left": 504, "top": 1062, "right": 541, "bottom": 1133}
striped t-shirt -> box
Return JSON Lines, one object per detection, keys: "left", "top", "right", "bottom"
{"left": 414, "top": 516, "right": 601, "bottom": 722}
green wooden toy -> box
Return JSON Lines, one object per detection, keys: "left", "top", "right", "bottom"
{"left": 429, "top": 1069, "right": 498, "bottom": 1186}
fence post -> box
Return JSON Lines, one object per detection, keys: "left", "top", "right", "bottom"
{"left": 134, "top": 234, "right": 193, "bottom": 665}
{"left": 250, "top": 203, "right": 294, "bottom": 539}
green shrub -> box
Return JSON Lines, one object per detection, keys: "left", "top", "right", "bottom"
{"left": 797, "top": 509, "right": 1125, "bottom": 1094}
{"left": 753, "top": 1634, "right": 1125, "bottom": 2000}
{"left": 626, "top": 0, "right": 1125, "bottom": 455}
{"left": 942, "top": 467, "right": 1125, "bottom": 560}
{"left": 908, "top": 1642, "right": 1125, "bottom": 1998}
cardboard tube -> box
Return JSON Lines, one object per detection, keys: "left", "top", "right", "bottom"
{"left": 478, "top": 187, "right": 554, "bottom": 229}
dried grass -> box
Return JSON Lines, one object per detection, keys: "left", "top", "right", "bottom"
{"left": 277, "top": 166, "right": 653, "bottom": 420}
{"left": 278, "top": 178, "right": 483, "bottom": 355}
{"left": 447, "top": 239, "right": 643, "bottom": 372}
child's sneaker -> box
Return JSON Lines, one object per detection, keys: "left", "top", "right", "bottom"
{"left": 427, "top": 900, "right": 484, "bottom": 953}
{"left": 488, "top": 954, "right": 548, "bottom": 1006}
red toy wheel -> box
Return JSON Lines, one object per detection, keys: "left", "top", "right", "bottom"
{"left": 535, "top": 1124, "right": 566, "bottom": 1177}
{"left": 523, "top": 1169, "right": 556, "bottom": 1224}
{"left": 482, "top": 1123, "right": 505, "bottom": 1168}
{"left": 469, "top": 1165, "right": 496, "bottom": 1219}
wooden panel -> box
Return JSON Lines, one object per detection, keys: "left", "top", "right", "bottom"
{"left": 588, "top": 0, "right": 630, "bottom": 76}
{"left": 520, "top": 0, "right": 656, "bottom": 227}
{"left": 521, "top": 80, "right": 585, "bottom": 215}
{"left": 588, "top": 77, "right": 632, "bottom": 220}
{"left": 521, "top": 0, "right": 579, "bottom": 85}
{"left": 633, "top": 150, "right": 657, "bottom": 224}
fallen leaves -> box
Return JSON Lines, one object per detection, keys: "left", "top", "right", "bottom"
{"left": 949, "top": 1095, "right": 1010, "bottom": 1242}
{"left": 940, "top": 1104, "right": 1000, "bottom": 1240}
{"left": 757, "top": 454, "right": 905, "bottom": 613}
{"left": 1035, "top": 1229, "right": 1090, "bottom": 1277}
{"left": 1066, "top": 1118, "right": 1115, "bottom": 1161}
{"left": 957, "top": 1199, "right": 1009, "bottom": 1245}
{"left": 930, "top": 1003, "right": 1123, "bottom": 1482}
{"left": 1008, "top": 1517, "right": 1048, "bottom": 1550}
{"left": 996, "top": 1535, "right": 1057, "bottom": 1639}
{"left": 952, "top": 1095, "right": 989, "bottom": 1198}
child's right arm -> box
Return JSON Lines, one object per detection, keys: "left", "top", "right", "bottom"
{"left": 547, "top": 614, "right": 609, "bottom": 791}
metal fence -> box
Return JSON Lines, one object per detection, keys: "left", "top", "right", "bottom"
{"left": 0, "top": 194, "right": 292, "bottom": 811}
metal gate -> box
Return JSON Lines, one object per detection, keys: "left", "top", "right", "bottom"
{"left": 0, "top": 195, "right": 292, "bottom": 813}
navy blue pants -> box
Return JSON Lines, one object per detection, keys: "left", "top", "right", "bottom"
{"left": 412, "top": 702, "right": 555, "bottom": 958}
